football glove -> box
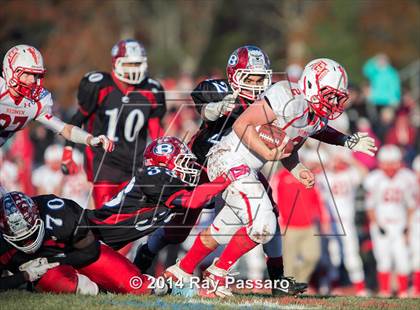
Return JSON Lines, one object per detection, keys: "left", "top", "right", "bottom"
{"left": 61, "top": 146, "right": 78, "bottom": 175}
{"left": 89, "top": 135, "right": 115, "bottom": 152}
{"left": 203, "top": 91, "right": 239, "bottom": 121}
{"left": 19, "top": 258, "right": 59, "bottom": 282}
{"left": 345, "top": 132, "right": 377, "bottom": 157}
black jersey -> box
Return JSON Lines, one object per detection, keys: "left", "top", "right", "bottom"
{"left": 0, "top": 195, "right": 94, "bottom": 272}
{"left": 74, "top": 72, "right": 166, "bottom": 183}
{"left": 190, "top": 79, "right": 251, "bottom": 165}
{"left": 87, "top": 166, "right": 190, "bottom": 250}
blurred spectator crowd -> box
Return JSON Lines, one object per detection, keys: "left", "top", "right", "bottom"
{"left": 0, "top": 54, "right": 419, "bottom": 297}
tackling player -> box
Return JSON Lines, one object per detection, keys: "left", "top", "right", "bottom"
{"left": 0, "top": 191, "right": 161, "bottom": 295}
{"left": 136, "top": 46, "right": 307, "bottom": 296}
{"left": 0, "top": 45, "right": 113, "bottom": 151}
{"left": 87, "top": 137, "right": 247, "bottom": 250}
{"left": 165, "top": 58, "right": 377, "bottom": 297}
{"left": 62, "top": 39, "right": 166, "bottom": 208}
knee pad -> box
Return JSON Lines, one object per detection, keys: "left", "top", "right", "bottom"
{"left": 76, "top": 274, "right": 99, "bottom": 295}
{"left": 246, "top": 212, "right": 277, "bottom": 244}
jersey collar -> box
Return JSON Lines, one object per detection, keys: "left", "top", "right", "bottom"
{"left": 111, "top": 72, "right": 135, "bottom": 95}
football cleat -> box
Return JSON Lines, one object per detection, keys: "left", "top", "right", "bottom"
{"left": 201, "top": 259, "right": 235, "bottom": 298}
{"left": 163, "top": 260, "right": 197, "bottom": 297}
{"left": 271, "top": 276, "right": 308, "bottom": 297}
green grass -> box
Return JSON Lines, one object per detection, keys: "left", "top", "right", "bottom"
{"left": 1, "top": 290, "right": 419, "bottom": 309}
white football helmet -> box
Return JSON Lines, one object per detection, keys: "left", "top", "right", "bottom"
{"left": 299, "top": 58, "right": 349, "bottom": 120}
{"left": 377, "top": 144, "right": 402, "bottom": 177}
{"left": 2, "top": 45, "right": 46, "bottom": 101}
{"left": 111, "top": 39, "right": 148, "bottom": 85}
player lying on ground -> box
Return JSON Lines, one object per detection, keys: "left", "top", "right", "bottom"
{"left": 164, "top": 58, "right": 377, "bottom": 298}
{"left": 61, "top": 39, "right": 166, "bottom": 208}
{"left": 86, "top": 136, "right": 247, "bottom": 250}
{"left": 0, "top": 191, "right": 164, "bottom": 295}
{"left": 0, "top": 45, "right": 113, "bottom": 152}
{"left": 136, "top": 45, "right": 307, "bottom": 296}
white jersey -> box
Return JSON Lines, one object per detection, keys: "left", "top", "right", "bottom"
{"left": 321, "top": 167, "right": 362, "bottom": 221}
{"left": 212, "top": 81, "right": 328, "bottom": 170}
{"left": 0, "top": 160, "right": 21, "bottom": 191}
{"left": 61, "top": 172, "right": 91, "bottom": 209}
{"left": 0, "top": 77, "right": 65, "bottom": 146}
{"left": 32, "top": 165, "right": 63, "bottom": 194}
{"left": 364, "top": 168, "right": 418, "bottom": 228}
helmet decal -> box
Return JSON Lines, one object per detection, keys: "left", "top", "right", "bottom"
{"left": 153, "top": 143, "right": 175, "bottom": 155}
{"left": 228, "top": 53, "right": 238, "bottom": 66}
{"left": 143, "top": 137, "right": 201, "bottom": 186}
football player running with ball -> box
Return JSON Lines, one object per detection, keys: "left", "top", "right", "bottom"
{"left": 137, "top": 46, "right": 307, "bottom": 296}
{"left": 0, "top": 45, "right": 113, "bottom": 151}
{"left": 62, "top": 39, "right": 166, "bottom": 208}
{"left": 165, "top": 58, "right": 377, "bottom": 297}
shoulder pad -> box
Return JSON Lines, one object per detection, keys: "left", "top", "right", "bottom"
{"left": 147, "top": 78, "right": 162, "bottom": 88}
{"left": 82, "top": 71, "right": 112, "bottom": 84}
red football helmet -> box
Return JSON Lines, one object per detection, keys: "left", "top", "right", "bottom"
{"left": 0, "top": 191, "right": 45, "bottom": 253}
{"left": 143, "top": 137, "right": 201, "bottom": 186}
{"left": 2, "top": 45, "right": 46, "bottom": 101}
{"left": 111, "top": 39, "right": 148, "bottom": 85}
{"left": 226, "top": 45, "right": 272, "bottom": 101}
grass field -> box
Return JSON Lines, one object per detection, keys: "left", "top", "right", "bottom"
{"left": 1, "top": 291, "right": 419, "bottom": 310}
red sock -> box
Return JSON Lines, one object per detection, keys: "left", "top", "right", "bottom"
{"left": 266, "top": 256, "right": 284, "bottom": 280}
{"left": 354, "top": 281, "right": 365, "bottom": 293}
{"left": 215, "top": 227, "right": 258, "bottom": 271}
{"left": 179, "top": 233, "right": 215, "bottom": 274}
{"left": 377, "top": 271, "right": 390, "bottom": 293}
{"left": 414, "top": 271, "right": 420, "bottom": 294}
{"left": 397, "top": 274, "right": 408, "bottom": 294}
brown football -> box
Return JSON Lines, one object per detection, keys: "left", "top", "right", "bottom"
{"left": 257, "top": 123, "right": 294, "bottom": 153}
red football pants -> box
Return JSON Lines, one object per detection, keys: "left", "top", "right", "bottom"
{"left": 92, "top": 181, "right": 129, "bottom": 209}
{"left": 36, "top": 244, "right": 153, "bottom": 294}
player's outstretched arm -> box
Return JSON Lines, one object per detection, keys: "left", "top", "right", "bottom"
{"left": 311, "top": 126, "right": 377, "bottom": 157}
{"left": 60, "top": 124, "right": 114, "bottom": 152}
{"left": 165, "top": 165, "right": 250, "bottom": 209}
{"left": 233, "top": 98, "right": 290, "bottom": 161}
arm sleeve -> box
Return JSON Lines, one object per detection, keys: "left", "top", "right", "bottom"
{"left": 52, "top": 239, "right": 100, "bottom": 269}
{"left": 0, "top": 272, "right": 26, "bottom": 291}
{"left": 35, "top": 92, "right": 66, "bottom": 134}
{"left": 190, "top": 80, "right": 230, "bottom": 115}
{"left": 310, "top": 125, "right": 349, "bottom": 146}
{"left": 165, "top": 174, "right": 231, "bottom": 209}
{"left": 280, "top": 150, "right": 300, "bottom": 171}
